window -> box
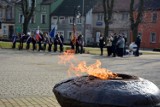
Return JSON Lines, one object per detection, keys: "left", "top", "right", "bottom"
{"left": 3, "top": 26, "right": 7, "bottom": 34}
{"left": 30, "top": 15, "right": 35, "bottom": 24}
{"left": 67, "top": 31, "right": 73, "bottom": 41}
{"left": 122, "top": 13, "right": 128, "bottom": 21}
{"left": 41, "top": 6, "right": 46, "bottom": 11}
{"left": 76, "top": 31, "right": 82, "bottom": 36}
{"left": 57, "top": 31, "right": 64, "bottom": 37}
{"left": 96, "top": 32, "right": 101, "bottom": 42}
{"left": 152, "top": 13, "right": 157, "bottom": 23}
{"left": 41, "top": 14, "right": 46, "bottom": 24}
{"left": 19, "top": 14, "right": 24, "bottom": 23}
{"left": 29, "top": 0, "right": 36, "bottom": 7}
{"left": 52, "top": 16, "right": 58, "bottom": 24}
{"left": 59, "top": 16, "right": 65, "bottom": 24}
{"left": 53, "top": 16, "right": 58, "bottom": 20}
{"left": 150, "top": 32, "right": 156, "bottom": 43}
{"left": 97, "top": 13, "right": 103, "bottom": 21}
{"left": 6, "top": 7, "right": 12, "bottom": 20}
{"left": 76, "top": 18, "right": 82, "bottom": 24}
{"left": 68, "top": 17, "right": 74, "bottom": 24}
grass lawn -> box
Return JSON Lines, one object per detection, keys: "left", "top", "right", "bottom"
{"left": 0, "top": 41, "right": 159, "bottom": 55}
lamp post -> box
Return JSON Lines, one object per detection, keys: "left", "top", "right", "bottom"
{"left": 71, "top": 5, "right": 81, "bottom": 49}
{"left": 82, "top": 0, "right": 85, "bottom": 45}
{"left": 73, "top": 5, "right": 81, "bottom": 34}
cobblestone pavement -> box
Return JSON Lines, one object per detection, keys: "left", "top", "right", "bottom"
{"left": 0, "top": 49, "right": 160, "bottom": 107}
{"left": 0, "top": 96, "right": 60, "bottom": 107}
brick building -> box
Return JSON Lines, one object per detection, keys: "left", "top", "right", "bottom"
{"left": 138, "top": 0, "right": 160, "bottom": 49}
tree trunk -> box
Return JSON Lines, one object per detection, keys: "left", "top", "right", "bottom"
{"left": 104, "top": 22, "right": 109, "bottom": 43}
{"left": 21, "top": 0, "right": 35, "bottom": 35}
{"left": 129, "top": 0, "right": 144, "bottom": 41}
{"left": 103, "top": 0, "right": 114, "bottom": 43}
{"left": 23, "top": 19, "right": 29, "bottom": 35}
{"left": 132, "top": 26, "right": 138, "bottom": 41}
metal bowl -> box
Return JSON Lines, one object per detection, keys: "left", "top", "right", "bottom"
{"left": 53, "top": 74, "right": 160, "bottom": 107}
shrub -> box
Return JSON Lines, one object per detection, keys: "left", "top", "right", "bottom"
{"left": 153, "top": 48, "right": 160, "bottom": 52}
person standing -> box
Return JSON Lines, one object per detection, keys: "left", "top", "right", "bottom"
{"left": 47, "top": 34, "right": 52, "bottom": 52}
{"left": 59, "top": 33, "right": 64, "bottom": 52}
{"left": 99, "top": 34, "right": 104, "bottom": 56}
{"left": 43, "top": 33, "right": 47, "bottom": 51}
{"left": 135, "top": 35, "right": 141, "bottom": 56}
{"left": 75, "top": 35, "right": 80, "bottom": 54}
{"left": 70, "top": 34, "right": 76, "bottom": 50}
{"left": 53, "top": 33, "right": 59, "bottom": 52}
{"left": 26, "top": 33, "right": 32, "bottom": 50}
{"left": 12, "top": 33, "right": 18, "bottom": 49}
{"left": 79, "top": 34, "right": 84, "bottom": 54}
{"left": 32, "top": 34, "right": 36, "bottom": 51}
{"left": 116, "top": 35, "right": 125, "bottom": 57}
{"left": 19, "top": 33, "right": 25, "bottom": 50}
{"left": 38, "top": 33, "right": 43, "bottom": 51}
{"left": 106, "top": 35, "right": 113, "bottom": 56}
{"left": 112, "top": 35, "right": 118, "bottom": 57}
{"left": 122, "top": 33, "right": 127, "bottom": 55}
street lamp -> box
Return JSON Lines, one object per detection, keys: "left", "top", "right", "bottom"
{"left": 71, "top": 5, "right": 81, "bottom": 49}
{"left": 73, "top": 5, "right": 81, "bottom": 26}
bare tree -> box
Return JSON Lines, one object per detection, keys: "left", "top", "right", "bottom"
{"left": 130, "top": 0, "right": 144, "bottom": 41}
{"left": 103, "top": 0, "right": 114, "bottom": 42}
{"left": 20, "top": 0, "right": 35, "bottom": 34}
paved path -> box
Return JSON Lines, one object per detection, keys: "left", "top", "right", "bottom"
{"left": 0, "top": 49, "right": 160, "bottom": 107}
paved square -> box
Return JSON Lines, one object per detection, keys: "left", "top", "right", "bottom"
{"left": 0, "top": 49, "right": 160, "bottom": 107}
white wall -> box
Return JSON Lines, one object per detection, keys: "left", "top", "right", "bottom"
{"left": 93, "top": 12, "right": 130, "bottom": 30}
{"left": 85, "top": 9, "right": 94, "bottom": 44}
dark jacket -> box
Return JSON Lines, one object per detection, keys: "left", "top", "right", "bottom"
{"left": 99, "top": 36, "right": 104, "bottom": 47}
{"left": 135, "top": 36, "right": 141, "bottom": 47}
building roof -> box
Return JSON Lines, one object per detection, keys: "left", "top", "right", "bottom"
{"left": 144, "top": 0, "right": 160, "bottom": 10}
{"left": 93, "top": 0, "right": 139, "bottom": 13}
{"left": 93, "top": 0, "right": 160, "bottom": 13}
{"left": 51, "top": 0, "right": 97, "bottom": 16}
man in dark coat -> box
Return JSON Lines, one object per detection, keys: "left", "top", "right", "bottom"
{"left": 99, "top": 34, "right": 104, "bottom": 56}
{"left": 47, "top": 34, "right": 52, "bottom": 52}
{"left": 19, "top": 33, "right": 25, "bottom": 50}
{"left": 26, "top": 33, "right": 32, "bottom": 50}
{"left": 79, "top": 35, "right": 84, "bottom": 54}
{"left": 53, "top": 34, "right": 59, "bottom": 52}
{"left": 135, "top": 35, "right": 141, "bottom": 56}
{"left": 12, "top": 33, "right": 18, "bottom": 49}
{"left": 112, "top": 35, "right": 118, "bottom": 57}
{"left": 75, "top": 35, "right": 80, "bottom": 54}
{"left": 32, "top": 34, "right": 36, "bottom": 51}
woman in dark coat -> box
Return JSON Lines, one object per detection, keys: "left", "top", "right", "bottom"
{"left": 99, "top": 34, "right": 104, "bottom": 56}
{"left": 135, "top": 35, "right": 141, "bottom": 56}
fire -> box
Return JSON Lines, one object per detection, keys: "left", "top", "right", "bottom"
{"left": 58, "top": 49, "right": 76, "bottom": 65}
{"left": 59, "top": 50, "right": 117, "bottom": 80}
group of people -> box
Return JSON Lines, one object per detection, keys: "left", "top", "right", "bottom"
{"left": 99, "top": 33, "right": 141, "bottom": 57}
{"left": 12, "top": 31, "right": 64, "bottom": 52}
{"left": 12, "top": 31, "right": 141, "bottom": 56}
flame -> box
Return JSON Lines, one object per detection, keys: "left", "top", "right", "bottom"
{"left": 58, "top": 49, "right": 76, "bottom": 65}
{"left": 59, "top": 50, "right": 117, "bottom": 80}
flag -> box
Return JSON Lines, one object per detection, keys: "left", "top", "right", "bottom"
{"left": 49, "top": 27, "right": 55, "bottom": 38}
{"left": 71, "top": 33, "right": 76, "bottom": 45}
{"left": 36, "top": 30, "right": 41, "bottom": 41}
